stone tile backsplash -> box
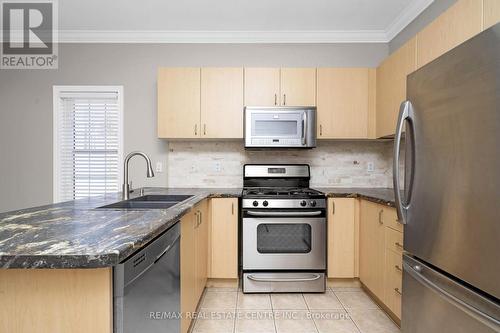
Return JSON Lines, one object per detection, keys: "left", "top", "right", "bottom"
{"left": 167, "top": 140, "right": 394, "bottom": 188}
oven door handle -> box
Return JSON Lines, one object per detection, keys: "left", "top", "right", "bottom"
{"left": 247, "top": 274, "right": 322, "bottom": 283}
{"left": 246, "top": 210, "right": 323, "bottom": 217}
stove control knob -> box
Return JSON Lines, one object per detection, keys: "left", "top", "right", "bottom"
{"left": 262, "top": 200, "right": 269, "bottom": 207}
{"left": 310, "top": 200, "right": 317, "bottom": 207}
{"left": 252, "top": 201, "right": 259, "bottom": 207}
{"left": 300, "top": 200, "right": 307, "bottom": 207}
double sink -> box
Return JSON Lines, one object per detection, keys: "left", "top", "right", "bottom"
{"left": 98, "top": 194, "right": 193, "bottom": 210}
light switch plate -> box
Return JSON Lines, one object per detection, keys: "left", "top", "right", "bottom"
{"left": 367, "top": 162, "right": 374, "bottom": 172}
{"left": 155, "top": 162, "right": 163, "bottom": 173}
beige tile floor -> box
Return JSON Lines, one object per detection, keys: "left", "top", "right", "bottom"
{"left": 191, "top": 287, "right": 400, "bottom": 333}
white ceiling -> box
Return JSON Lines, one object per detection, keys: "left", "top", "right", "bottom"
{"left": 57, "top": 0, "right": 434, "bottom": 43}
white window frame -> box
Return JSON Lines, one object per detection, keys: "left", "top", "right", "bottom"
{"left": 53, "top": 85, "right": 124, "bottom": 203}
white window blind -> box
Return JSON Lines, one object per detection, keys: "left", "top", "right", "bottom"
{"left": 54, "top": 87, "right": 123, "bottom": 202}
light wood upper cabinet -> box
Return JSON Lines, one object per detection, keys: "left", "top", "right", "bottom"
{"left": 376, "top": 37, "right": 416, "bottom": 138}
{"left": 201, "top": 68, "right": 244, "bottom": 139}
{"left": 416, "top": 0, "right": 483, "bottom": 69}
{"left": 359, "top": 200, "right": 386, "bottom": 300}
{"left": 280, "top": 68, "right": 317, "bottom": 106}
{"left": 483, "top": 0, "right": 500, "bottom": 29}
{"left": 244, "top": 68, "right": 280, "bottom": 106}
{"left": 327, "top": 198, "right": 359, "bottom": 278}
{"left": 158, "top": 67, "right": 201, "bottom": 138}
{"left": 209, "top": 198, "right": 238, "bottom": 279}
{"left": 317, "top": 68, "right": 375, "bottom": 139}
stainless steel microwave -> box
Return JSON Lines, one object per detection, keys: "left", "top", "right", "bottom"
{"left": 244, "top": 106, "right": 317, "bottom": 148}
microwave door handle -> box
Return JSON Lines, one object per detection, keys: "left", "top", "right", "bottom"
{"left": 302, "top": 113, "right": 307, "bottom": 145}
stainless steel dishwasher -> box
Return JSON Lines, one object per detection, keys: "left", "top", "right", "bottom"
{"left": 114, "top": 223, "right": 180, "bottom": 333}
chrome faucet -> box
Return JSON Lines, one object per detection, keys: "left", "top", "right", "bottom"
{"left": 122, "top": 151, "right": 155, "bottom": 200}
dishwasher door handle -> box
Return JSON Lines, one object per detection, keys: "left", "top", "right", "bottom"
{"left": 154, "top": 234, "right": 180, "bottom": 263}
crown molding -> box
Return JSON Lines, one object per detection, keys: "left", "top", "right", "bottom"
{"left": 57, "top": 30, "right": 389, "bottom": 43}
{"left": 385, "top": 0, "right": 435, "bottom": 41}
{"left": 49, "top": 0, "right": 434, "bottom": 44}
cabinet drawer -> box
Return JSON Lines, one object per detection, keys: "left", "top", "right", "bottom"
{"left": 384, "top": 249, "right": 403, "bottom": 319}
{"left": 383, "top": 207, "right": 403, "bottom": 232}
{"left": 385, "top": 226, "right": 404, "bottom": 255}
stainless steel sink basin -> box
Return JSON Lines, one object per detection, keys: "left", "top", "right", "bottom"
{"left": 97, "top": 194, "right": 193, "bottom": 210}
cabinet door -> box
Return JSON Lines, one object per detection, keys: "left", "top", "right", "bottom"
{"left": 483, "top": 0, "right": 500, "bottom": 29}
{"left": 195, "top": 200, "right": 209, "bottom": 300}
{"left": 327, "top": 198, "right": 358, "bottom": 278}
{"left": 158, "top": 67, "right": 201, "bottom": 138}
{"left": 180, "top": 210, "right": 196, "bottom": 333}
{"left": 201, "top": 68, "right": 244, "bottom": 138}
{"left": 376, "top": 38, "right": 416, "bottom": 138}
{"left": 384, "top": 249, "right": 403, "bottom": 319}
{"left": 280, "top": 68, "right": 316, "bottom": 106}
{"left": 359, "top": 200, "right": 385, "bottom": 300}
{"left": 244, "top": 68, "right": 280, "bottom": 106}
{"left": 209, "top": 198, "right": 238, "bottom": 279}
{"left": 416, "top": 0, "right": 482, "bottom": 68}
{"left": 317, "top": 68, "right": 370, "bottom": 139}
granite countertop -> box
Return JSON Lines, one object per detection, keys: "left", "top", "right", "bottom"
{"left": 313, "top": 187, "right": 396, "bottom": 207}
{"left": 0, "top": 187, "right": 241, "bottom": 269}
{"left": 0, "top": 186, "right": 396, "bottom": 269}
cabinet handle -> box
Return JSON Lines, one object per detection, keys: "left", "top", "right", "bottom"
{"left": 194, "top": 212, "right": 199, "bottom": 228}
{"left": 395, "top": 242, "right": 403, "bottom": 248}
{"left": 331, "top": 201, "right": 335, "bottom": 214}
{"left": 394, "top": 287, "right": 402, "bottom": 296}
{"left": 194, "top": 124, "right": 198, "bottom": 136}
{"left": 394, "top": 265, "right": 403, "bottom": 272}
{"left": 378, "top": 209, "right": 383, "bottom": 224}
{"left": 274, "top": 93, "right": 277, "bottom": 106}
{"left": 231, "top": 202, "right": 234, "bottom": 215}
{"left": 203, "top": 124, "right": 207, "bottom": 136}
{"left": 283, "top": 94, "right": 286, "bottom": 105}
{"left": 320, "top": 124, "right": 323, "bottom": 136}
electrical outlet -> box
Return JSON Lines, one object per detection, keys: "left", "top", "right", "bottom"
{"left": 214, "top": 162, "right": 221, "bottom": 173}
{"left": 367, "top": 162, "right": 375, "bottom": 172}
{"left": 191, "top": 165, "right": 197, "bottom": 173}
{"left": 155, "top": 162, "right": 163, "bottom": 173}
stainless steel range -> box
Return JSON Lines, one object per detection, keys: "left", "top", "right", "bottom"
{"left": 241, "top": 164, "right": 326, "bottom": 293}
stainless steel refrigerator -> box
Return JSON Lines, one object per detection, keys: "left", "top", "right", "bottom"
{"left": 392, "top": 23, "right": 500, "bottom": 332}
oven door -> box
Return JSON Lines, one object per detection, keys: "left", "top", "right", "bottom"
{"left": 242, "top": 216, "right": 326, "bottom": 270}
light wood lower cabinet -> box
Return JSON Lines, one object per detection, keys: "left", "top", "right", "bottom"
{"left": 359, "top": 200, "right": 404, "bottom": 321}
{"left": 180, "top": 198, "right": 237, "bottom": 333}
{"left": 359, "top": 200, "right": 386, "bottom": 299}
{"left": 0, "top": 268, "right": 113, "bottom": 333}
{"left": 208, "top": 198, "right": 238, "bottom": 279}
{"left": 327, "top": 198, "right": 359, "bottom": 278}
{"left": 384, "top": 249, "right": 403, "bottom": 319}
{"left": 317, "top": 68, "right": 375, "bottom": 139}
{"left": 180, "top": 209, "right": 197, "bottom": 333}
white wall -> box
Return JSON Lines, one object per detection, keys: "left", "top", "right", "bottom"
{"left": 0, "top": 42, "right": 388, "bottom": 212}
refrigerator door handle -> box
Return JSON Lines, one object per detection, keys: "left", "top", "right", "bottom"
{"left": 404, "top": 261, "right": 500, "bottom": 331}
{"left": 393, "top": 100, "right": 415, "bottom": 224}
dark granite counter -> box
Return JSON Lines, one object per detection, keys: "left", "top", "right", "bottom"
{"left": 0, "top": 187, "right": 241, "bottom": 269}
{"left": 313, "top": 187, "right": 396, "bottom": 207}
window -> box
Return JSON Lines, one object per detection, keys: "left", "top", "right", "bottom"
{"left": 53, "top": 86, "right": 123, "bottom": 202}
